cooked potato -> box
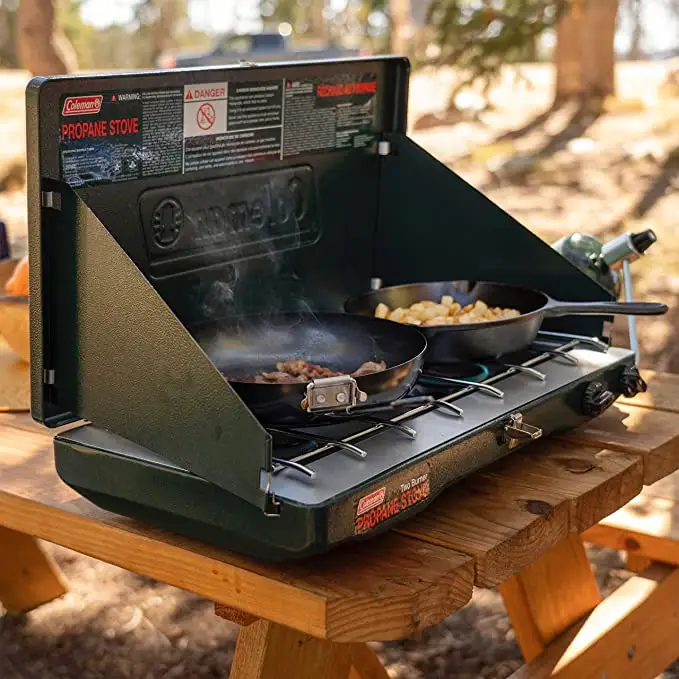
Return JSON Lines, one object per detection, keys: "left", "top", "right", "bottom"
{"left": 373, "top": 293, "right": 520, "bottom": 327}
{"left": 374, "top": 302, "right": 390, "bottom": 319}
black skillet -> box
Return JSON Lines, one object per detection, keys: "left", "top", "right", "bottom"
{"left": 344, "top": 281, "right": 668, "bottom": 363}
{"left": 192, "top": 312, "right": 428, "bottom": 427}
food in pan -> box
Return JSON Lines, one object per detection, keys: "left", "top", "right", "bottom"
{"left": 244, "top": 359, "right": 388, "bottom": 384}
{"left": 373, "top": 295, "right": 521, "bottom": 326}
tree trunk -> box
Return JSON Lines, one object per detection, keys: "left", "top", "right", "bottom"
{"left": 390, "top": 0, "right": 413, "bottom": 56}
{"left": 151, "top": 0, "right": 184, "bottom": 66}
{"left": 18, "top": 0, "right": 78, "bottom": 75}
{"left": 308, "top": 0, "right": 325, "bottom": 40}
{"left": 554, "top": 0, "right": 619, "bottom": 103}
{"left": 627, "top": 0, "right": 643, "bottom": 60}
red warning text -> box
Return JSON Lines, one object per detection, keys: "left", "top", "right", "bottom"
{"left": 317, "top": 81, "right": 377, "bottom": 98}
{"left": 61, "top": 117, "right": 139, "bottom": 141}
{"left": 185, "top": 86, "right": 226, "bottom": 102}
{"left": 354, "top": 478, "right": 430, "bottom": 535}
{"left": 62, "top": 95, "right": 103, "bottom": 116}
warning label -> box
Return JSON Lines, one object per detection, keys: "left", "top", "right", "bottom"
{"left": 183, "top": 82, "right": 227, "bottom": 138}
{"left": 183, "top": 79, "right": 284, "bottom": 172}
{"left": 227, "top": 80, "right": 283, "bottom": 131}
{"left": 60, "top": 91, "right": 143, "bottom": 186}
{"left": 58, "top": 71, "right": 379, "bottom": 187}
{"left": 141, "top": 89, "right": 183, "bottom": 177}
{"left": 283, "top": 72, "right": 378, "bottom": 158}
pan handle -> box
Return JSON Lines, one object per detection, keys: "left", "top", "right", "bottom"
{"left": 543, "top": 300, "right": 668, "bottom": 318}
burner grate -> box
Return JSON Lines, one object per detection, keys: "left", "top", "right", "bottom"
{"left": 269, "top": 331, "right": 607, "bottom": 475}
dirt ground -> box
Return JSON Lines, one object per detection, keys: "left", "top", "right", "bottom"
{"left": 2, "top": 62, "right": 679, "bottom": 677}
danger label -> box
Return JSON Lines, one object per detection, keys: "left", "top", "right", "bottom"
{"left": 354, "top": 474, "right": 431, "bottom": 535}
{"left": 184, "top": 84, "right": 227, "bottom": 102}
{"left": 183, "top": 81, "right": 227, "bottom": 138}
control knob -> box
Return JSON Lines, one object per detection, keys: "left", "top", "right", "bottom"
{"left": 582, "top": 381, "right": 616, "bottom": 417}
{"left": 619, "top": 366, "right": 647, "bottom": 398}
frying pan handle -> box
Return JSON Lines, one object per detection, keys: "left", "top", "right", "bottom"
{"left": 543, "top": 300, "right": 668, "bottom": 318}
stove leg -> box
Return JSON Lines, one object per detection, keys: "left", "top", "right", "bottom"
{"left": 0, "top": 526, "right": 67, "bottom": 613}
{"left": 229, "top": 619, "right": 354, "bottom": 679}
{"left": 498, "top": 533, "right": 601, "bottom": 662}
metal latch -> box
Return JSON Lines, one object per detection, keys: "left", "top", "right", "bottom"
{"left": 503, "top": 413, "right": 543, "bottom": 449}
{"left": 41, "top": 191, "right": 61, "bottom": 210}
{"left": 301, "top": 375, "right": 368, "bottom": 412}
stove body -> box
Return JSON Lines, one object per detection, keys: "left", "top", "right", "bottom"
{"left": 27, "top": 57, "right": 645, "bottom": 560}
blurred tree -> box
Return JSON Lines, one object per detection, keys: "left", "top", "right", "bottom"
{"left": 554, "top": 0, "right": 619, "bottom": 102}
{"left": 260, "top": 0, "right": 389, "bottom": 48}
{"left": 133, "top": 0, "right": 188, "bottom": 67}
{"left": 260, "top": 0, "right": 305, "bottom": 33}
{"left": 59, "top": 0, "right": 94, "bottom": 69}
{"left": 0, "top": 0, "right": 19, "bottom": 67}
{"left": 422, "top": 0, "right": 568, "bottom": 102}
{"left": 390, "top": 0, "right": 413, "bottom": 54}
{"left": 624, "top": 0, "right": 644, "bottom": 59}
{"left": 421, "top": 0, "right": 621, "bottom": 108}
{"left": 18, "top": 0, "right": 79, "bottom": 74}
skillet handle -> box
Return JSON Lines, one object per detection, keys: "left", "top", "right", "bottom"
{"left": 543, "top": 300, "right": 668, "bottom": 317}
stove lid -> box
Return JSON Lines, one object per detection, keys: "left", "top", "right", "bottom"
{"left": 27, "top": 57, "right": 409, "bottom": 429}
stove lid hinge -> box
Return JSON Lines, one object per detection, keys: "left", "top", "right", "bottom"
{"left": 41, "top": 190, "right": 62, "bottom": 211}
{"left": 377, "top": 139, "right": 392, "bottom": 156}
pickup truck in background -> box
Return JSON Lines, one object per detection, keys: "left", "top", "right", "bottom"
{"left": 157, "top": 32, "right": 368, "bottom": 69}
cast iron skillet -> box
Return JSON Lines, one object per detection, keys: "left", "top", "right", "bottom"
{"left": 344, "top": 281, "right": 668, "bottom": 362}
{"left": 192, "top": 312, "right": 428, "bottom": 427}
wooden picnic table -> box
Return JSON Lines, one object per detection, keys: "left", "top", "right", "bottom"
{"left": 2, "top": 370, "right": 679, "bottom": 678}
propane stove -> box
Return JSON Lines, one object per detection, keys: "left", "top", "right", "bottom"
{"left": 27, "top": 57, "right": 652, "bottom": 561}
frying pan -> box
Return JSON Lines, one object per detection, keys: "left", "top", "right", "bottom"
{"left": 192, "top": 312, "right": 428, "bottom": 427}
{"left": 344, "top": 281, "right": 668, "bottom": 362}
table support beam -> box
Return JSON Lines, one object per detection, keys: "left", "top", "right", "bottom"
{"left": 508, "top": 563, "right": 679, "bottom": 678}
{"left": 499, "top": 533, "right": 601, "bottom": 662}
{"left": 0, "top": 526, "right": 67, "bottom": 613}
{"left": 349, "top": 643, "right": 390, "bottom": 679}
{"left": 230, "top": 619, "right": 354, "bottom": 679}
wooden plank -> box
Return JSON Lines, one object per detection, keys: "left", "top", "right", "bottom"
{"left": 0, "top": 418, "right": 474, "bottom": 641}
{"left": 397, "top": 440, "right": 642, "bottom": 586}
{"left": 349, "top": 644, "right": 390, "bottom": 679}
{"left": 508, "top": 564, "right": 679, "bottom": 679}
{"left": 626, "top": 554, "right": 653, "bottom": 573}
{"left": 500, "top": 534, "right": 601, "bottom": 662}
{"left": 0, "top": 525, "right": 67, "bottom": 613}
{"left": 557, "top": 402, "right": 679, "bottom": 484}
{"left": 229, "top": 619, "right": 353, "bottom": 679}
{"left": 583, "top": 491, "right": 679, "bottom": 567}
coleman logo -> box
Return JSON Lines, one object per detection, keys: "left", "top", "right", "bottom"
{"left": 62, "top": 95, "right": 103, "bottom": 116}
{"left": 356, "top": 487, "right": 386, "bottom": 516}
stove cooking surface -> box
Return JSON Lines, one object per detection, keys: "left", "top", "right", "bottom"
{"left": 263, "top": 345, "right": 633, "bottom": 505}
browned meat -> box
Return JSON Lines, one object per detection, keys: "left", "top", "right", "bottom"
{"left": 276, "top": 360, "right": 341, "bottom": 379}
{"left": 351, "top": 360, "right": 387, "bottom": 377}
{"left": 254, "top": 371, "right": 307, "bottom": 384}
{"left": 238, "top": 359, "right": 387, "bottom": 384}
